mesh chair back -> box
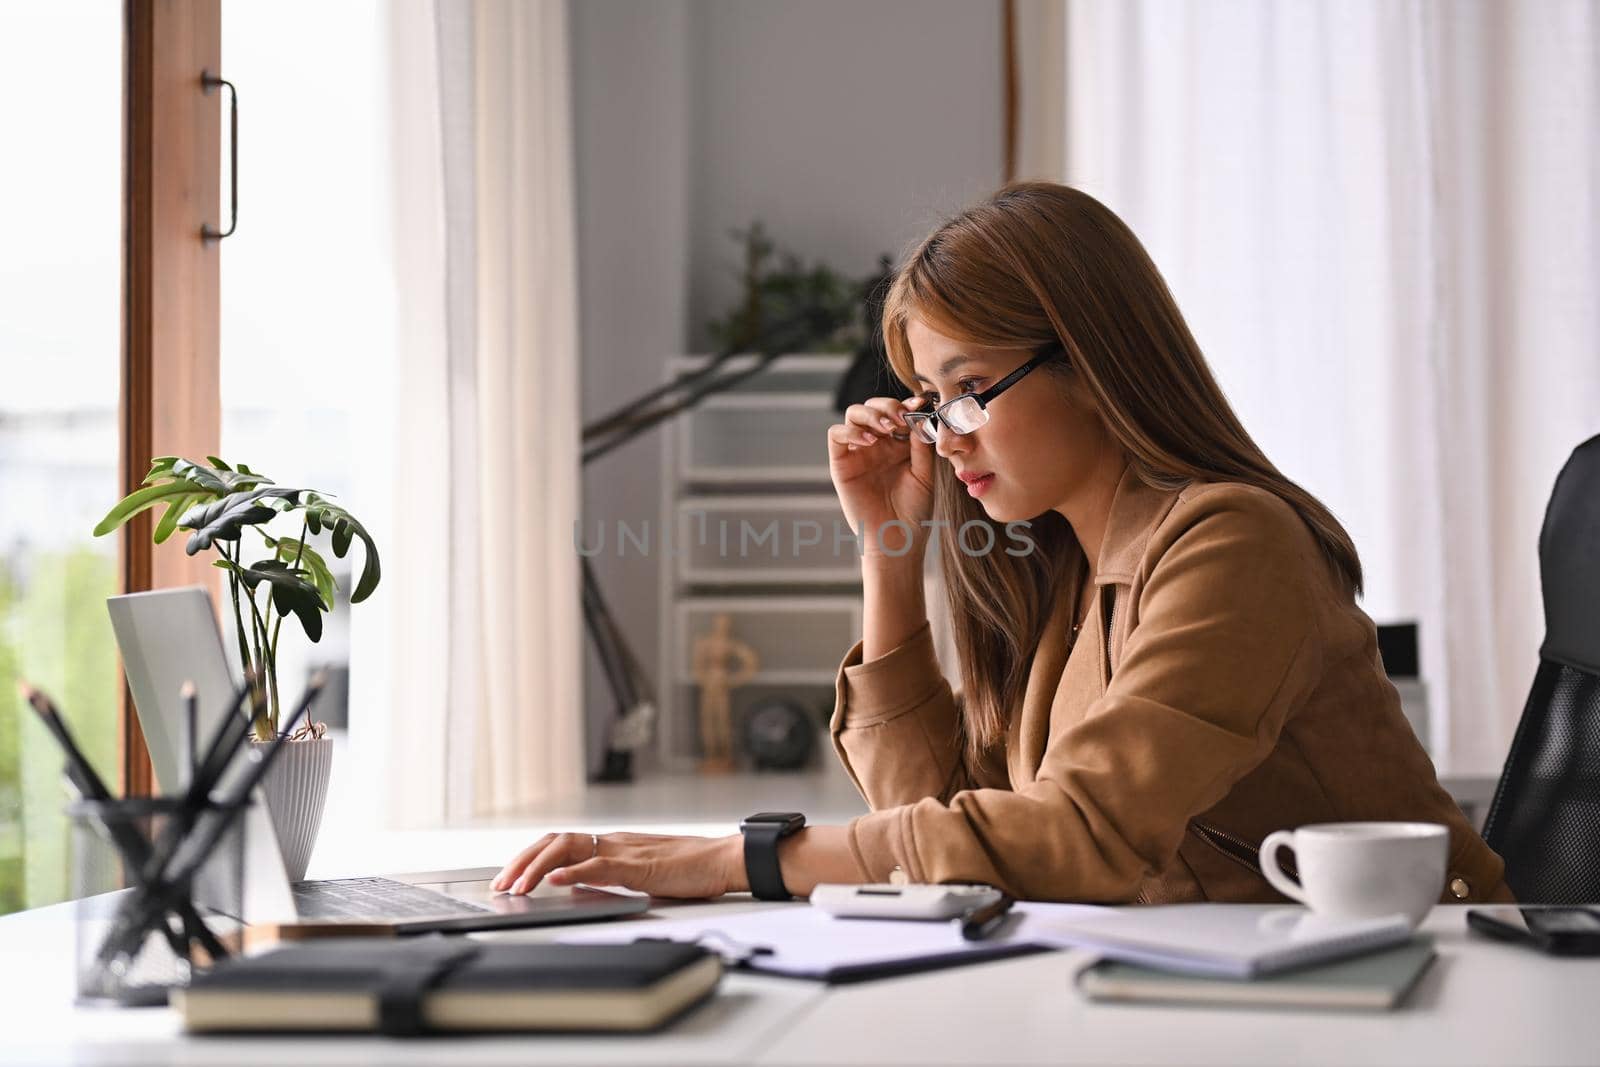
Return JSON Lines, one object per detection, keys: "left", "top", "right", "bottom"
{"left": 1482, "top": 434, "right": 1600, "bottom": 903}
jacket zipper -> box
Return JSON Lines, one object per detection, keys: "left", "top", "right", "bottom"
{"left": 1190, "top": 820, "right": 1297, "bottom": 881}
{"left": 1103, "top": 587, "right": 1118, "bottom": 682}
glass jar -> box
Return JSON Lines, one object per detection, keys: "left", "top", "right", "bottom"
{"left": 68, "top": 796, "right": 246, "bottom": 1006}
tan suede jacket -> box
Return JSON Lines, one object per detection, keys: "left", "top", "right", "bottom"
{"left": 830, "top": 467, "right": 1513, "bottom": 905}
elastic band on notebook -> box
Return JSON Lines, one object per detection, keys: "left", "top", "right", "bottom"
{"left": 374, "top": 939, "right": 483, "bottom": 1036}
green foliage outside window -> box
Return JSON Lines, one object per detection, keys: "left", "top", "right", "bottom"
{"left": 0, "top": 548, "right": 117, "bottom": 915}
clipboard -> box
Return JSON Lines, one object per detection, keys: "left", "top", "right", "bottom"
{"left": 558, "top": 904, "right": 1060, "bottom": 984}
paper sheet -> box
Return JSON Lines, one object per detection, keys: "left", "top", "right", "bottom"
{"left": 559, "top": 901, "right": 1112, "bottom": 980}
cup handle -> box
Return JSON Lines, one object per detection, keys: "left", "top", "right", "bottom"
{"left": 1259, "top": 830, "right": 1309, "bottom": 905}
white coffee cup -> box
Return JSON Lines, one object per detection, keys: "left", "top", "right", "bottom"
{"left": 1258, "top": 821, "right": 1449, "bottom": 928}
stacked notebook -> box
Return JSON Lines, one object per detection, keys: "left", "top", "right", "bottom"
{"left": 1030, "top": 905, "right": 1416, "bottom": 978}
{"left": 1030, "top": 906, "right": 1433, "bottom": 1011}
{"left": 1075, "top": 939, "right": 1436, "bottom": 1010}
{"left": 173, "top": 936, "right": 722, "bottom": 1034}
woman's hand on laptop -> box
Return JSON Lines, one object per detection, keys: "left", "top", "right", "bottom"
{"left": 491, "top": 831, "right": 746, "bottom": 899}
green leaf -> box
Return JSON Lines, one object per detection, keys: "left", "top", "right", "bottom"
{"left": 179, "top": 489, "right": 292, "bottom": 554}
{"left": 93, "top": 482, "right": 196, "bottom": 537}
{"left": 273, "top": 579, "right": 324, "bottom": 643}
{"left": 206, "top": 456, "right": 232, "bottom": 471}
{"left": 304, "top": 502, "right": 381, "bottom": 602}
{"left": 237, "top": 560, "right": 325, "bottom": 643}
{"left": 269, "top": 537, "right": 335, "bottom": 609}
{"left": 167, "top": 460, "right": 233, "bottom": 494}
{"left": 170, "top": 458, "right": 273, "bottom": 495}
{"left": 143, "top": 456, "right": 180, "bottom": 484}
{"left": 332, "top": 519, "right": 352, "bottom": 557}
{"left": 152, "top": 493, "right": 197, "bottom": 545}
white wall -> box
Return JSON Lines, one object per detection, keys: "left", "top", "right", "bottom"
{"left": 685, "top": 0, "right": 1005, "bottom": 347}
{"left": 571, "top": 0, "right": 694, "bottom": 772}
{"left": 570, "top": 0, "right": 1004, "bottom": 769}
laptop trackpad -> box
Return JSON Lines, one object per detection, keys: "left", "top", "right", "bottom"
{"left": 399, "top": 866, "right": 646, "bottom": 915}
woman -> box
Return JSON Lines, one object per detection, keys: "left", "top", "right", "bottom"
{"left": 494, "top": 182, "right": 1512, "bottom": 905}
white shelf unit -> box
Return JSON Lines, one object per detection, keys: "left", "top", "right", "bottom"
{"left": 675, "top": 392, "right": 838, "bottom": 485}
{"left": 656, "top": 354, "right": 864, "bottom": 771}
{"left": 672, "top": 494, "right": 864, "bottom": 585}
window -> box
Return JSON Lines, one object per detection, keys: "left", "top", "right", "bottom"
{"left": 218, "top": 0, "right": 397, "bottom": 811}
{"left": 0, "top": 3, "right": 123, "bottom": 915}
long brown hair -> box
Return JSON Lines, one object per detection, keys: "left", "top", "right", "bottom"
{"left": 882, "top": 182, "right": 1362, "bottom": 762}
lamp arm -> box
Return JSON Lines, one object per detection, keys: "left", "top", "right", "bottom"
{"left": 582, "top": 342, "right": 810, "bottom": 466}
{"left": 580, "top": 308, "right": 821, "bottom": 447}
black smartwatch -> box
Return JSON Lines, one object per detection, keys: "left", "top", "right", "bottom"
{"left": 740, "top": 812, "right": 806, "bottom": 900}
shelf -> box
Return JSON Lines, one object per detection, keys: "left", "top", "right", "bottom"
{"left": 656, "top": 353, "right": 861, "bottom": 766}
{"left": 672, "top": 494, "right": 865, "bottom": 585}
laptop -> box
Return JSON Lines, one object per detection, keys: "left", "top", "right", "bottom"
{"left": 107, "top": 587, "right": 649, "bottom": 934}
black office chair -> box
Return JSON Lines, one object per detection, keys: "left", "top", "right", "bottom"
{"left": 1481, "top": 433, "right": 1600, "bottom": 903}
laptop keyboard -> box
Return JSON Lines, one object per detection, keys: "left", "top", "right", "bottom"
{"left": 291, "top": 876, "right": 493, "bottom": 921}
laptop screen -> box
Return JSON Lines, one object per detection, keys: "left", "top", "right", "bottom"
{"left": 106, "top": 586, "right": 238, "bottom": 794}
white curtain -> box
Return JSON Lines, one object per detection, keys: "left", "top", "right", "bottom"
{"left": 363, "top": 0, "right": 584, "bottom": 827}
{"left": 1016, "top": 0, "right": 1600, "bottom": 775}
{"left": 468, "top": 0, "right": 585, "bottom": 816}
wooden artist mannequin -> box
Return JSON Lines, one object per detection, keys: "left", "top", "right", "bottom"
{"left": 691, "top": 613, "right": 759, "bottom": 773}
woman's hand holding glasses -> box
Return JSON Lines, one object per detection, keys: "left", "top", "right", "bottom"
{"left": 826, "top": 395, "right": 936, "bottom": 558}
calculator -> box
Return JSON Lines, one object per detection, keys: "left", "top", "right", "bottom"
{"left": 810, "top": 883, "right": 1002, "bottom": 920}
{"left": 1466, "top": 906, "right": 1600, "bottom": 956}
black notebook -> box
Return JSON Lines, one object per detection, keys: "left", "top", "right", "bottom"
{"left": 173, "top": 936, "right": 722, "bottom": 1035}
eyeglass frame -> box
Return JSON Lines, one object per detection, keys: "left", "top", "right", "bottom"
{"left": 903, "top": 342, "right": 1064, "bottom": 445}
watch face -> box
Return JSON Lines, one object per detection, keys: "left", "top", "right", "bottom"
{"left": 744, "top": 812, "right": 805, "bottom": 832}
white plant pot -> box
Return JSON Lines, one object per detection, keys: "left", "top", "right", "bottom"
{"left": 257, "top": 735, "right": 333, "bottom": 883}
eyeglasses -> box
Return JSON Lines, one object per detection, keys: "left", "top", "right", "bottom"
{"left": 903, "top": 344, "right": 1062, "bottom": 445}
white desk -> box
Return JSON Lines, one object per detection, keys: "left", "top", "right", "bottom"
{"left": 0, "top": 891, "right": 818, "bottom": 1067}
{"left": 760, "top": 906, "right": 1600, "bottom": 1067}
{"left": 4, "top": 891, "right": 1598, "bottom": 1066}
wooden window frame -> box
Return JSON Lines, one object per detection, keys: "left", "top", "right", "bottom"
{"left": 119, "top": 0, "right": 222, "bottom": 796}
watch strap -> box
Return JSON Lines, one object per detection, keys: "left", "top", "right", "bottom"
{"left": 743, "top": 822, "right": 793, "bottom": 901}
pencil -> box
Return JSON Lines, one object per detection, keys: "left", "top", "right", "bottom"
{"left": 181, "top": 680, "right": 198, "bottom": 786}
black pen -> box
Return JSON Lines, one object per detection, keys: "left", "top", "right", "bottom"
{"left": 182, "top": 679, "right": 198, "bottom": 784}
{"left": 18, "top": 681, "right": 113, "bottom": 802}
{"left": 184, "top": 670, "right": 264, "bottom": 809}
{"left": 960, "top": 892, "right": 1016, "bottom": 941}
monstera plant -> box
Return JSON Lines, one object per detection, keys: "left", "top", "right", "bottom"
{"left": 95, "top": 457, "right": 380, "bottom": 741}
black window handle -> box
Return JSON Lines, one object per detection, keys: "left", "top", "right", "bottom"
{"left": 201, "top": 70, "right": 237, "bottom": 242}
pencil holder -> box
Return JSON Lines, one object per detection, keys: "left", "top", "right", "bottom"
{"left": 68, "top": 796, "right": 246, "bottom": 1007}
